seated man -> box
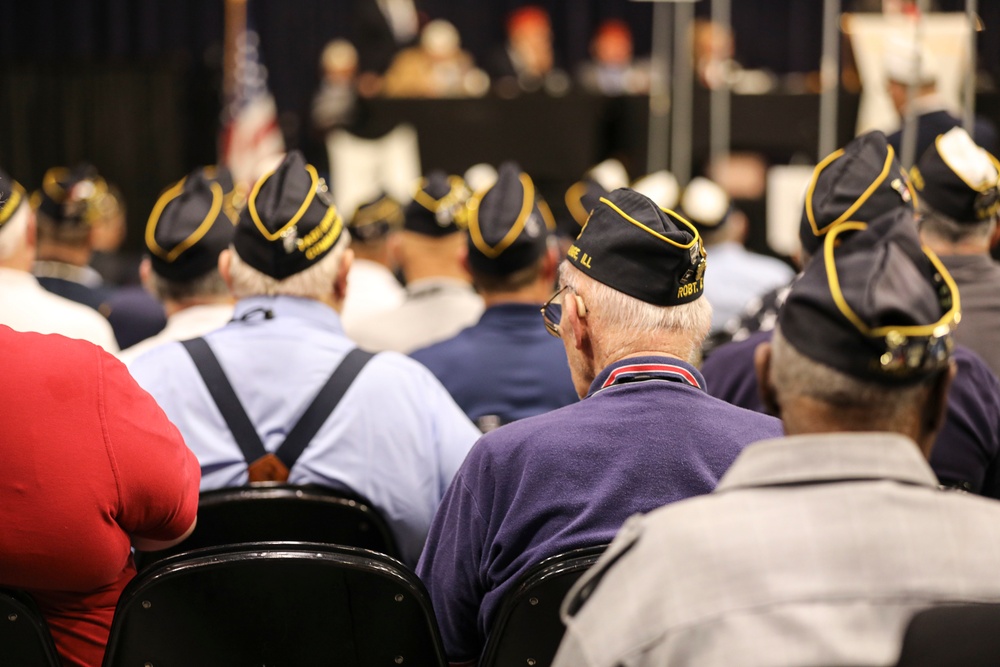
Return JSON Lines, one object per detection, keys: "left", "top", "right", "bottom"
{"left": 910, "top": 127, "right": 1000, "bottom": 377}
{"left": 119, "top": 166, "right": 237, "bottom": 364}
{"left": 0, "top": 325, "right": 199, "bottom": 667}
{"left": 417, "top": 187, "right": 783, "bottom": 663}
{"left": 554, "top": 207, "right": 1000, "bottom": 667}
{"left": 129, "top": 151, "right": 480, "bottom": 566}
{"left": 411, "top": 162, "right": 578, "bottom": 431}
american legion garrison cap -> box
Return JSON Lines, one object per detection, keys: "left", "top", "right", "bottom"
{"left": 32, "top": 164, "right": 111, "bottom": 227}
{"left": 801, "top": 130, "right": 916, "bottom": 256}
{"left": 910, "top": 127, "right": 1000, "bottom": 224}
{"left": 233, "top": 150, "right": 343, "bottom": 280}
{"left": 0, "top": 168, "right": 26, "bottom": 230}
{"left": 348, "top": 192, "right": 404, "bottom": 243}
{"left": 779, "top": 207, "right": 959, "bottom": 385}
{"left": 567, "top": 187, "right": 707, "bottom": 306}
{"left": 467, "top": 161, "right": 554, "bottom": 275}
{"left": 145, "top": 167, "right": 237, "bottom": 281}
{"left": 404, "top": 171, "right": 470, "bottom": 236}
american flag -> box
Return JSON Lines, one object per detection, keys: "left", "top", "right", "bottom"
{"left": 219, "top": 1, "right": 285, "bottom": 189}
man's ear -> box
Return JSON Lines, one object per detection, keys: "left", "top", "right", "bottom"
{"left": 139, "top": 257, "right": 152, "bottom": 288}
{"left": 565, "top": 291, "right": 588, "bottom": 352}
{"left": 922, "top": 361, "right": 956, "bottom": 444}
{"left": 754, "top": 341, "right": 781, "bottom": 417}
{"left": 542, "top": 245, "right": 560, "bottom": 283}
{"left": 990, "top": 221, "right": 1000, "bottom": 249}
{"left": 334, "top": 248, "right": 354, "bottom": 302}
{"left": 218, "top": 249, "right": 234, "bottom": 292}
{"left": 459, "top": 245, "right": 471, "bottom": 276}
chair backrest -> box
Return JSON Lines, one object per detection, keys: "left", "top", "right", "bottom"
{"left": 895, "top": 603, "right": 1000, "bottom": 667}
{"left": 136, "top": 483, "right": 399, "bottom": 569}
{"left": 0, "top": 588, "right": 61, "bottom": 667}
{"left": 103, "top": 541, "right": 447, "bottom": 667}
{"left": 479, "top": 545, "right": 607, "bottom": 667}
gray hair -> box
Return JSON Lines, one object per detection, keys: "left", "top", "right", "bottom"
{"left": 227, "top": 230, "right": 350, "bottom": 299}
{"left": 0, "top": 204, "right": 30, "bottom": 261}
{"left": 770, "top": 327, "right": 931, "bottom": 431}
{"left": 146, "top": 268, "right": 230, "bottom": 304}
{"left": 559, "top": 261, "right": 713, "bottom": 362}
{"left": 918, "top": 207, "right": 996, "bottom": 246}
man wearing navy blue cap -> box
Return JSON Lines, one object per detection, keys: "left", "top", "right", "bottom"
{"left": 119, "top": 166, "right": 238, "bottom": 364}
{"left": 417, "top": 187, "right": 783, "bottom": 663}
{"left": 129, "top": 151, "right": 480, "bottom": 566}
{"left": 911, "top": 127, "right": 1000, "bottom": 378}
{"left": 411, "top": 162, "right": 577, "bottom": 431}
{"left": 555, "top": 208, "right": 1000, "bottom": 667}
{"left": 702, "top": 130, "right": 1000, "bottom": 497}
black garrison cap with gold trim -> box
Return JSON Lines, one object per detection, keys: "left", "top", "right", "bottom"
{"left": 911, "top": 127, "right": 1000, "bottom": 224}
{"left": 404, "top": 171, "right": 470, "bottom": 236}
{"left": 0, "top": 168, "right": 26, "bottom": 230}
{"left": 779, "top": 207, "right": 959, "bottom": 385}
{"left": 348, "top": 192, "right": 404, "bottom": 243}
{"left": 145, "top": 168, "right": 236, "bottom": 281}
{"left": 801, "top": 130, "right": 915, "bottom": 256}
{"left": 233, "top": 150, "right": 343, "bottom": 280}
{"left": 32, "top": 164, "right": 110, "bottom": 227}
{"left": 467, "top": 162, "right": 554, "bottom": 276}
{"left": 567, "top": 187, "right": 707, "bottom": 306}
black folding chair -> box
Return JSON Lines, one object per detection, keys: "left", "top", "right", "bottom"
{"left": 136, "top": 483, "right": 399, "bottom": 569}
{"left": 0, "top": 588, "right": 61, "bottom": 667}
{"left": 895, "top": 603, "right": 1000, "bottom": 667}
{"left": 103, "top": 541, "right": 447, "bottom": 667}
{"left": 479, "top": 545, "right": 607, "bottom": 667}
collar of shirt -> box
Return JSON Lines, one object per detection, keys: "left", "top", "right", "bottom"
{"left": 405, "top": 277, "right": 476, "bottom": 300}
{"left": 477, "top": 302, "right": 546, "bottom": 330}
{"left": 231, "top": 295, "right": 344, "bottom": 334}
{"left": 910, "top": 93, "right": 951, "bottom": 117}
{"left": 716, "top": 432, "right": 939, "bottom": 493}
{"left": 0, "top": 267, "right": 47, "bottom": 290}
{"left": 587, "top": 355, "right": 706, "bottom": 398}
{"left": 32, "top": 260, "right": 104, "bottom": 287}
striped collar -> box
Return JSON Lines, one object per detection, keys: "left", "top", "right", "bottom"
{"left": 588, "top": 355, "right": 706, "bottom": 398}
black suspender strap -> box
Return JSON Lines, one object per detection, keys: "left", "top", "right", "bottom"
{"left": 181, "top": 337, "right": 268, "bottom": 465}
{"left": 273, "top": 347, "right": 374, "bottom": 471}
{"left": 181, "top": 339, "right": 375, "bottom": 480}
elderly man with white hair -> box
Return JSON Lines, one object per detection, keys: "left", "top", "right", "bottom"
{"left": 129, "top": 151, "right": 480, "bottom": 567}
{"left": 0, "top": 167, "right": 117, "bottom": 351}
{"left": 417, "top": 187, "right": 783, "bottom": 664}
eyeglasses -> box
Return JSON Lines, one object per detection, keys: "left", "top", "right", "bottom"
{"left": 541, "top": 285, "right": 574, "bottom": 337}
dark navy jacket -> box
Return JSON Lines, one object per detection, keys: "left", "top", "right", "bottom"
{"left": 702, "top": 330, "right": 1000, "bottom": 497}
{"left": 416, "top": 355, "right": 784, "bottom": 662}
{"left": 410, "top": 304, "right": 578, "bottom": 430}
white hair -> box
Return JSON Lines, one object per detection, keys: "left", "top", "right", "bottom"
{"left": 919, "top": 208, "right": 997, "bottom": 246}
{"left": 228, "top": 231, "right": 350, "bottom": 299}
{"left": 0, "top": 204, "right": 30, "bottom": 262}
{"left": 559, "top": 261, "right": 712, "bottom": 362}
{"left": 770, "top": 327, "right": 930, "bottom": 430}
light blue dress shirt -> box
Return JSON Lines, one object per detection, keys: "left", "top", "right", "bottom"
{"left": 129, "top": 295, "right": 480, "bottom": 565}
{"left": 703, "top": 242, "right": 795, "bottom": 332}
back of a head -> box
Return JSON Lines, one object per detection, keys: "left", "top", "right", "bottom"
{"left": 884, "top": 34, "right": 937, "bottom": 88}
{"left": 347, "top": 192, "right": 404, "bottom": 249}
{"left": 0, "top": 168, "right": 29, "bottom": 262}
{"left": 677, "top": 176, "right": 731, "bottom": 243}
{"left": 144, "top": 166, "right": 238, "bottom": 302}
{"left": 561, "top": 187, "right": 712, "bottom": 359}
{"left": 801, "top": 130, "right": 916, "bottom": 259}
{"left": 398, "top": 171, "right": 471, "bottom": 276}
{"left": 466, "top": 161, "right": 554, "bottom": 292}
{"left": 230, "top": 150, "right": 347, "bottom": 299}
{"left": 32, "top": 164, "right": 110, "bottom": 248}
{"left": 911, "top": 127, "right": 1000, "bottom": 240}
{"left": 774, "top": 207, "right": 959, "bottom": 432}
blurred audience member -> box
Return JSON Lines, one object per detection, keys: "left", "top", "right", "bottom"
{"left": 0, "top": 168, "right": 118, "bottom": 351}
{"left": 554, "top": 208, "right": 999, "bottom": 667}
{"left": 352, "top": 0, "right": 420, "bottom": 77}
{"left": 383, "top": 19, "right": 488, "bottom": 97}
{"left": 412, "top": 162, "right": 577, "bottom": 431}
{"left": 0, "top": 325, "right": 199, "bottom": 667}
{"left": 418, "top": 187, "right": 781, "bottom": 663}
{"left": 339, "top": 192, "right": 407, "bottom": 331}
{"left": 677, "top": 176, "right": 793, "bottom": 332}
{"left": 488, "top": 5, "right": 570, "bottom": 95}
{"left": 912, "top": 127, "right": 1000, "bottom": 377}
{"left": 884, "top": 34, "right": 999, "bottom": 164}
{"left": 312, "top": 40, "right": 366, "bottom": 135}
{"left": 119, "top": 167, "right": 237, "bottom": 365}
{"left": 562, "top": 158, "right": 631, "bottom": 241}
{"left": 31, "top": 165, "right": 166, "bottom": 349}
{"left": 88, "top": 183, "right": 140, "bottom": 287}
{"left": 129, "top": 152, "right": 479, "bottom": 566}
{"left": 578, "top": 19, "right": 650, "bottom": 95}
{"left": 347, "top": 171, "right": 484, "bottom": 352}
